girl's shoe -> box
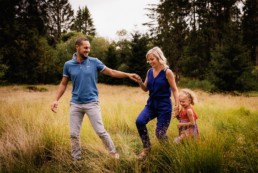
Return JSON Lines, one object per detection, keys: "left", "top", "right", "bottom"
{"left": 173, "top": 137, "right": 181, "bottom": 144}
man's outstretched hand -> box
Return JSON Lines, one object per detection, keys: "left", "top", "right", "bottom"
{"left": 129, "top": 73, "right": 141, "bottom": 82}
{"left": 51, "top": 101, "right": 58, "bottom": 113}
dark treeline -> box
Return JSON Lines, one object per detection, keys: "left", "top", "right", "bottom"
{"left": 0, "top": 0, "right": 257, "bottom": 92}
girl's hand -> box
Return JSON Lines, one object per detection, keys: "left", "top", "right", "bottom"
{"left": 177, "top": 124, "right": 181, "bottom": 128}
{"left": 173, "top": 105, "right": 179, "bottom": 118}
{"left": 172, "top": 113, "right": 179, "bottom": 119}
{"left": 174, "top": 105, "right": 179, "bottom": 111}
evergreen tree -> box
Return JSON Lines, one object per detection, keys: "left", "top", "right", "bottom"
{"left": 71, "top": 6, "right": 96, "bottom": 36}
{"left": 0, "top": 0, "right": 20, "bottom": 56}
{"left": 179, "top": 0, "right": 243, "bottom": 80}
{"left": 114, "top": 36, "right": 130, "bottom": 85}
{"left": 127, "top": 32, "right": 150, "bottom": 86}
{"left": 0, "top": 0, "right": 49, "bottom": 83}
{"left": 242, "top": 0, "right": 257, "bottom": 65}
{"left": 146, "top": 0, "right": 190, "bottom": 74}
{"left": 116, "top": 38, "right": 132, "bottom": 67}
{"left": 101, "top": 44, "right": 121, "bottom": 84}
{"left": 47, "top": 0, "right": 74, "bottom": 42}
{"left": 208, "top": 24, "right": 256, "bottom": 91}
{"left": 36, "top": 37, "right": 58, "bottom": 83}
{"left": 0, "top": 55, "right": 8, "bottom": 80}
{"left": 146, "top": 0, "right": 247, "bottom": 81}
{"left": 179, "top": 30, "right": 210, "bottom": 79}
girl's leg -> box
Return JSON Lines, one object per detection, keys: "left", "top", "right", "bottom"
{"left": 174, "top": 133, "right": 186, "bottom": 144}
{"left": 194, "top": 122, "right": 200, "bottom": 140}
{"left": 135, "top": 106, "right": 154, "bottom": 148}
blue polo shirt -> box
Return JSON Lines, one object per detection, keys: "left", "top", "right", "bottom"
{"left": 63, "top": 53, "right": 106, "bottom": 103}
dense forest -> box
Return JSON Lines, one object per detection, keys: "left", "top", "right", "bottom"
{"left": 0, "top": 0, "right": 257, "bottom": 92}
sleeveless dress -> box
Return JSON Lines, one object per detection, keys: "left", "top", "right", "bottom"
{"left": 136, "top": 68, "right": 174, "bottom": 148}
{"left": 146, "top": 68, "right": 172, "bottom": 111}
{"left": 178, "top": 107, "right": 200, "bottom": 138}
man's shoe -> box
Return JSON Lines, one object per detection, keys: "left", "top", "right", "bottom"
{"left": 71, "top": 155, "right": 82, "bottom": 161}
{"left": 110, "top": 152, "right": 120, "bottom": 159}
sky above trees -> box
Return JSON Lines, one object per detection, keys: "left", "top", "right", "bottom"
{"left": 69, "top": 0, "right": 159, "bottom": 40}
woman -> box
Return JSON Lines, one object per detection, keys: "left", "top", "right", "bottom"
{"left": 136, "top": 47, "right": 179, "bottom": 160}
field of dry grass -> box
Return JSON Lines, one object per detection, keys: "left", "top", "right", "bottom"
{"left": 0, "top": 84, "right": 257, "bottom": 173}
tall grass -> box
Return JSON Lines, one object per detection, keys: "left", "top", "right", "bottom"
{"left": 0, "top": 84, "right": 257, "bottom": 173}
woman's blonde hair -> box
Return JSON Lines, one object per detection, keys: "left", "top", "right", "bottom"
{"left": 179, "top": 88, "right": 198, "bottom": 105}
{"left": 146, "top": 46, "right": 169, "bottom": 69}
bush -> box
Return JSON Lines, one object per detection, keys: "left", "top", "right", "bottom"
{"left": 178, "top": 77, "right": 214, "bottom": 92}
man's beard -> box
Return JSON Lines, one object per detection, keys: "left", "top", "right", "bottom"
{"left": 79, "top": 52, "right": 88, "bottom": 59}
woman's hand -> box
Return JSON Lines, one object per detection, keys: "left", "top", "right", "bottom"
{"left": 128, "top": 73, "right": 141, "bottom": 82}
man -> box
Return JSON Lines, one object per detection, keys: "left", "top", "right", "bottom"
{"left": 51, "top": 37, "right": 139, "bottom": 160}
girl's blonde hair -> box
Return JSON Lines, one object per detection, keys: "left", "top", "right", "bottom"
{"left": 146, "top": 46, "right": 169, "bottom": 69}
{"left": 179, "top": 88, "right": 198, "bottom": 105}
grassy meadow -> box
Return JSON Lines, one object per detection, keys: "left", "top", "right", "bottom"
{"left": 0, "top": 84, "right": 257, "bottom": 173}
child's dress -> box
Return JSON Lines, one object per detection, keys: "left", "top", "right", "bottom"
{"left": 176, "top": 107, "right": 200, "bottom": 140}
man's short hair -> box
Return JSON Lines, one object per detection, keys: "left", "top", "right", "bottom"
{"left": 75, "top": 37, "right": 89, "bottom": 46}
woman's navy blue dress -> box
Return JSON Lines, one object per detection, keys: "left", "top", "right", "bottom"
{"left": 136, "top": 68, "right": 173, "bottom": 148}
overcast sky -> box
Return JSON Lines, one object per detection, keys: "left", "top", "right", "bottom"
{"left": 69, "top": 0, "right": 159, "bottom": 40}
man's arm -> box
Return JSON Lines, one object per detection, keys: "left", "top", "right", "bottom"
{"left": 101, "top": 67, "right": 139, "bottom": 82}
{"left": 51, "top": 76, "right": 69, "bottom": 113}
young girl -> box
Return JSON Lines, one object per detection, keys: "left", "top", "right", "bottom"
{"left": 174, "top": 88, "right": 200, "bottom": 143}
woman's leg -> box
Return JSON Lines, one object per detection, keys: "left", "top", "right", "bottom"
{"left": 155, "top": 99, "right": 172, "bottom": 143}
{"left": 135, "top": 106, "right": 154, "bottom": 148}
{"left": 156, "top": 110, "right": 172, "bottom": 143}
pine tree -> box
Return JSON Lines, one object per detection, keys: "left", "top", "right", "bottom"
{"left": 145, "top": 0, "right": 190, "bottom": 73}
{"left": 208, "top": 24, "right": 256, "bottom": 91}
{"left": 71, "top": 6, "right": 96, "bottom": 36}
{"left": 0, "top": 0, "right": 49, "bottom": 83}
{"left": 127, "top": 32, "right": 150, "bottom": 86}
{"left": 47, "top": 0, "right": 74, "bottom": 41}
{"left": 242, "top": 0, "right": 257, "bottom": 65}
{"left": 101, "top": 44, "right": 121, "bottom": 84}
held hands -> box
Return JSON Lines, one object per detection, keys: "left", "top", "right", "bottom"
{"left": 174, "top": 105, "right": 179, "bottom": 111}
{"left": 51, "top": 101, "right": 58, "bottom": 113}
{"left": 173, "top": 113, "right": 179, "bottom": 119}
{"left": 133, "top": 74, "right": 148, "bottom": 91}
{"left": 136, "top": 76, "right": 144, "bottom": 85}
{"left": 128, "top": 73, "right": 141, "bottom": 83}
{"left": 173, "top": 105, "right": 179, "bottom": 117}
{"left": 131, "top": 74, "right": 143, "bottom": 84}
